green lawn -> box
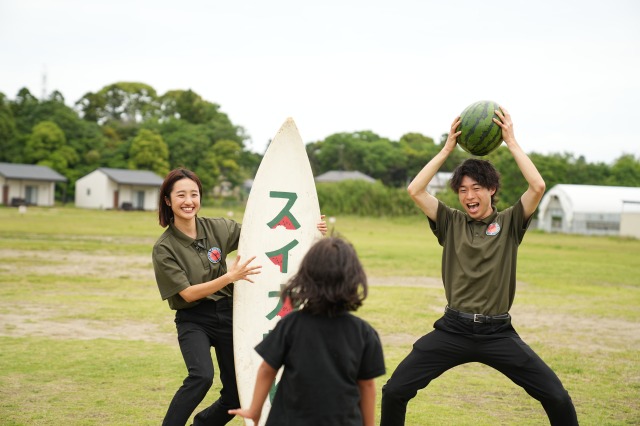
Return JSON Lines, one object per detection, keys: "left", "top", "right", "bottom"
{"left": 0, "top": 205, "right": 638, "bottom": 425}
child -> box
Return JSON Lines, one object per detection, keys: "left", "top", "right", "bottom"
{"left": 229, "top": 237, "right": 385, "bottom": 426}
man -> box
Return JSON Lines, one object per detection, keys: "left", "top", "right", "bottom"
{"left": 380, "top": 106, "right": 578, "bottom": 425}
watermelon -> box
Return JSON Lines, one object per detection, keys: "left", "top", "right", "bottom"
{"left": 458, "top": 100, "right": 503, "bottom": 156}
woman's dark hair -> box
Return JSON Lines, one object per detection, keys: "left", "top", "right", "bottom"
{"left": 282, "top": 237, "right": 368, "bottom": 317}
{"left": 449, "top": 158, "right": 501, "bottom": 206}
{"left": 158, "top": 168, "right": 203, "bottom": 227}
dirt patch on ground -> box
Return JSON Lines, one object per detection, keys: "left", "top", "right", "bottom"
{"left": 377, "top": 306, "right": 640, "bottom": 353}
{"left": 1, "top": 250, "right": 637, "bottom": 354}
{"left": 0, "top": 312, "right": 176, "bottom": 345}
{"left": 368, "top": 277, "right": 639, "bottom": 353}
{"left": 0, "top": 249, "right": 154, "bottom": 281}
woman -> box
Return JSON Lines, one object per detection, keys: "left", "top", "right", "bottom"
{"left": 152, "top": 168, "right": 326, "bottom": 425}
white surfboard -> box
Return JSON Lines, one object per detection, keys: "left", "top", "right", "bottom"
{"left": 233, "top": 118, "right": 321, "bottom": 425}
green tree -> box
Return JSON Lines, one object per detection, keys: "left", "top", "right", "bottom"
{"left": 485, "top": 147, "right": 529, "bottom": 209}
{"left": 76, "top": 82, "right": 158, "bottom": 125}
{"left": 154, "top": 120, "right": 212, "bottom": 168}
{"left": 360, "top": 138, "right": 406, "bottom": 186}
{"left": 238, "top": 150, "right": 262, "bottom": 181}
{"left": 194, "top": 152, "right": 222, "bottom": 196}
{"left": 310, "top": 132, "right": 367, "bottom": 173}
{"left": 212, "top": 139, "right": 244, "bottom": 187}
{"left": 159, "top": 89, "right": 216, "bottom": 125}
{"left": 25, "top": 121, "right": 67, "bottom": 163}
{"left": 161, "top": 89, "right": 247, "bottom": 145}
{"left": 1, "top": 84, "right": 258, "bottom": 201}
{"left": 36, "top": 92, "right": 106, "bottom": 176}
{"left": 607, "top": 154, "right": 640, "bottom": 186}
{"left": 568, "top": 155, "right": 610, "bottom": 185}
{"left": 74, "top": 91, "right": 104, "bottom": 123}
{"left": 10, "top": 88, "right": 40, "bottom": 135}
{"left": 100, "top": 125, "right": 129, "bottom": 169}
{"left": 152, "top": 119, "right": 221, "bottom": 190}
{"left": 25, "top": 121, "right": 79, "bottom": 176}
{"left": 309, "top": 131, "right": 405, "bottom": 184}
{"left": 128, "top": 129, "right": 170, "bottom": 176}
{"left": 400, "top": 132, "right": 438, "bottom": 185}
{"left": 38, "top": 147, "right": 79, "bottom": 177}
{"left": 8, "top": 88, "right": 41, "bottom": 163}
{"left": 0, "top": 92, "right": 19, "bottom": 162}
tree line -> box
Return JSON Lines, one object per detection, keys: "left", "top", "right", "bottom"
{"left": 0, "top": 82, "right": 261, "bottom": 201}
{"left": 1, "top": 81, "right": 638, "bottom": 213}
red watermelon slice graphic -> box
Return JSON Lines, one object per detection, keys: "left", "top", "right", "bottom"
{"left": 277, "top": 297, "right": 293, "bottom": 317}
{"left": 271, "top": 215, "right": 297, "bottom": 230}
{"left": 269, "top": 253, "right": 284, "bottom": 272}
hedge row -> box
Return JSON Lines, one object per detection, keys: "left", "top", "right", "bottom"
{"left": 316, "top": 180, "right": 420, "bottom": 217}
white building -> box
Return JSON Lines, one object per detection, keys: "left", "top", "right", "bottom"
{"left": 75, "top": 168, "right": 163, "bottom": 211}
{"left": 537, "top": 184, "right": 640, "bottom": 237}
{"left": 0, "top": 162, "right": 67, "bottom": 206}
{"left": 427, "top": 172, "right": 453, "bottom": 195}
{"left": 315, "top": 170, "right": 376, "bottom": 183}
{"left": 620, "top": 201, "right": 640, "bottom": 239}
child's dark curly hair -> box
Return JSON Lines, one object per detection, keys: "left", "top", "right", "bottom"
{"left": 449, "top": 158, "right": 501, "bottom": 206}
{"left": 283, "top": 237, "right": 368, "bottom": 317}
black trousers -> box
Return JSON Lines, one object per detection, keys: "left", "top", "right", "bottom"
{"left": 163, "top": 298, "right": 239, "bottom": 426}
{"left": 381, "top": 313, "right": 578, "bottom": 426}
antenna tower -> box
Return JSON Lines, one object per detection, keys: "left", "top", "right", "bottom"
{"left": 41, "top": 65, "right": 47, "bottom": 100}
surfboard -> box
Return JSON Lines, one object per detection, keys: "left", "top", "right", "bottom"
{"left": 233, "top": 117, "right": 322, "bottom": 425}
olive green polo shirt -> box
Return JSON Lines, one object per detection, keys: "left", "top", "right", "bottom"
{"left": 428, "top": 199, "right": 531, "bottom": 315}
{"left": 152, "top": 216, "right": 241, "bottom": 310}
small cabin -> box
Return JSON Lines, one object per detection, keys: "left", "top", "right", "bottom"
{"left": 75, "top": 168, "right": 163, "bottom": 211}
{"left": 0, "top": 162, "right": 67, "bottom": 206}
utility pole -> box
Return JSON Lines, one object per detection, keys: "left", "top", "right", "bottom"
{"left": 41, "top": 64, "right": 48, "bottom": 100}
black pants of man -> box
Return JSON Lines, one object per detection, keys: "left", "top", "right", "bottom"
{"left": 163, "top": 298, "right": 239, "bottom": 426}
{"left": 381, "top": 312, "right": 578, "bottom": 426}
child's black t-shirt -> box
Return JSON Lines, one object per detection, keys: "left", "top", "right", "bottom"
{"left": 255, "top": 310, "right": 386, "bottom": 425}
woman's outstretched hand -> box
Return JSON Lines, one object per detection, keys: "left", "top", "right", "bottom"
{"left": 227, "top": 255, "right": 262, "bottom": 283}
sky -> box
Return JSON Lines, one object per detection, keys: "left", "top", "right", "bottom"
{"left": 1, "top": 0, "right": 639, "bottom": 165}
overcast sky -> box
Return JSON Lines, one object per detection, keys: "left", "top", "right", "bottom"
{"left": 1, "top": 0, "right": 639, "bottom": 164}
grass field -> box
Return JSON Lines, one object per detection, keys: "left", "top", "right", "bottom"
{"left": 0, "top": 205, "right": 638, "bottom": 425}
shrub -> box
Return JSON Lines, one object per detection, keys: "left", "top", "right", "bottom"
{"left": 316, "top": 180, "right": 418, "bottom": 217}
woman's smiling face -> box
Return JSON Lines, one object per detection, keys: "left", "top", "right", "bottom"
{"left": 166, "top": 177, "right": 201, "bottom": 224}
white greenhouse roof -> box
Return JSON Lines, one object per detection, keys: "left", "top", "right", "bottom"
{"left": 540, "top": 184, "right": 640, "bottom": 216}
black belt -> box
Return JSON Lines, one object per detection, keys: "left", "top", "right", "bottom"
{"left": 445, "top": 306, "right": 510, "bottom": 324}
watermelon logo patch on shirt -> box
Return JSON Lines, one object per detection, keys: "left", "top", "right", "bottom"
{"left": 486, "top": 222, "right": 501, "bottom": 236}
{"left": 207, "top": 247, "right": 222, "bottom": 263}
